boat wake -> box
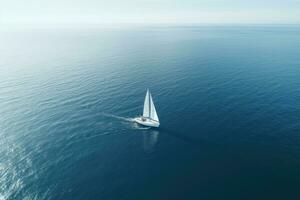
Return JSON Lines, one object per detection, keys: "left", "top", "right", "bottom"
{"left": 101, "top": 113, "right": 151, "bottom": 130}
{"left": 101, "top": 113, "right": 133, "bottom": 122}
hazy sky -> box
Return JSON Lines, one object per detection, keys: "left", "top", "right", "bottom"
{"left": 1, "top": 0, "right": 300, "bottom": 25}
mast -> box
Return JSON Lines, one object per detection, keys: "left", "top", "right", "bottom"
{"left": 148, "top": 90, "right": 151, "bottom": 118}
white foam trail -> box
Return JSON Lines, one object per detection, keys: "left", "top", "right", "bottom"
{"left": 101, "top": 113, "right": 151, "bottom": 130}
{"left": 101, "top": 113, "right": 133, "bottom": 122}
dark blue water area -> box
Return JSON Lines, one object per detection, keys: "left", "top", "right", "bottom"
{"left": 0, "top": 25, "right": 300, "bottom": 199}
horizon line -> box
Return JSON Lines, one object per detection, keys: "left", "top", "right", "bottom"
{"left": 2, "top": 21, "right": 300, "bottom": 28}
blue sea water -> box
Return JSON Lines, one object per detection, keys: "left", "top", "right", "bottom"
{"left": 0, "top": 25, "right": 300, "bottom": 200}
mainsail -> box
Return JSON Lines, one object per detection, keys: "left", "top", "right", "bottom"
{"left": 143, "top": 90, "right": 159, "bottom": 122}
{"left": 143, "top": 90, "right": 150, "bottom": 118}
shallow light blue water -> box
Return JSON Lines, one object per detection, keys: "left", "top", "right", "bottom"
{"left": 1, "top": 25, "right": 300, "bottom": 199}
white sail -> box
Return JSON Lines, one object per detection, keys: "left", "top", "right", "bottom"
{"left": 135, "top": 89, "right": 160, "bottom": 127}
{"left": 142, "top": 90, "right": 159, "bottom": 122}
{"left": 149, "top": 93, "right": 159, "bottom": 122}
{"left": 143, "top": 90, "right": 150, "bottom": 118}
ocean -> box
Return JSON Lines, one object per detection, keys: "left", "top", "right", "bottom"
{"left": 1, "top": 25, "right": 300, "bottom": 199}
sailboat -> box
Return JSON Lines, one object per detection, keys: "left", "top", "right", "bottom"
{"left": 134, "top": 89, "right": 160, "bottom": 127}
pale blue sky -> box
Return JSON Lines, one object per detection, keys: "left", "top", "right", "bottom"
{"left": 1, "top": 0, "right": 300, "bottom": 25}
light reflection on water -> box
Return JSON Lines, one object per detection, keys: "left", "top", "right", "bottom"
{"left": 143, "top": 130, "right": 159, "bottom": 152}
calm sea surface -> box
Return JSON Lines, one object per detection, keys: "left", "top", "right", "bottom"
{"left": 1, "top": 25, "right": 300, "bottom": 199}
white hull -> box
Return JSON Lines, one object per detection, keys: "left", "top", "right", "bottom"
{"left": 134, "top": 117, "right": 160, "bottom": 128}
